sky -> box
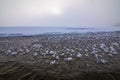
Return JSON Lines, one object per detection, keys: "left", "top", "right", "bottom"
{"left": 0, "top": 0, "right": 120, "bottom": 27}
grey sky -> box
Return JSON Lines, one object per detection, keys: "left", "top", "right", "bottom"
{"left": 0, "top": 0, "right": 120, "bottom": 27}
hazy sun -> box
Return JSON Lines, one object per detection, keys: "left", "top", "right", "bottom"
{"left": 48, "top": 7, "right": 61, "bottom": 15}
{"left": 26, "top": 1, "right": 62, "bottom": 17}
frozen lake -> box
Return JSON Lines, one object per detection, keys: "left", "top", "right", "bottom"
{"left": 0, "top": 27, "right": 120, "bottom": 35}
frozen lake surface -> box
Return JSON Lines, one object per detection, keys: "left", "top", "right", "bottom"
{"left": 0, "top": 27, "right": 120, "bottom": 36}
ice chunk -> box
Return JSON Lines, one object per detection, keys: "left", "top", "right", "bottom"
{"left": 60, "top": 53, "right": 65, "bottom": 56}
{"left": 110, "top": 46, "right": 118, "bottom": 54}
{"left": 66, "top": 48, "right": 70, "bottom": 51}
{"left": 77, "top": 53, "right": 82, "bottom": 58}
{"left": 19, "top": 48, "right": 24, "bottom": 52}
{"left": 11, "top": 52, "right": 17, "bottom": 55}
{"left": 110, "top": 46, "right": 115, "bottom": 51}
{"left": 45, "top": 50, "right": 49, "bottom": 54}
{"left": 52, "top": 54, "right": 56, "bottom": 57}
{"left": 33, "top": 52, "right": 38, "bottom": 56}
{"left": 71, "top": 49, "right": 75, "bottom": 52}
{"left": 79, "top": 48, "right": 82, "bottom": 51}
{"left": 85, "top": 49, "right": 88, "bottom": 52}
{"left": 100, "top": 43, "right": 106, "bottom": 49}
{"left": 100, "top": 59, "right": 108, "bottom": 64}
{"left": 25, "top": 49, "right": 30, "bottom": 53}
{"left": 33, "top": 44, "right": 42, "bottom": 48}
{"left": 50, "top": 60, "right": 56, "bottom": 64}
{"left": 56, "top": 55, "right": 59, "bottom": 59}
{"left": 65, "top": 57, "right": 73, "bottom": 61}
{"left": 87, "top": 64, "right": 90, "bottom": 67}
{"left": 100, "top": 43, "right": 109, "bottom": 52}
{"left": 108, "top": 54, "right": 112, "bottom": 56}
{"left": 6, "top": 50, "right": 11, "bottom": 55}
{"left": 49, "top": 51, "right": 56, "bottom": 55}
{"left": 112, "top": 51, "right": 118, "bottom": 55}
{"left": 7, "top": 50, "right": 11, "bottom": 53}
{"left": 94, "top": 54, "right": 98, "bottom": 59}
{"left": 113, "top": 42, "right": 119, "bottom": 47}
{"left": 85, "top": 54, "right": 89, "bottom": 57}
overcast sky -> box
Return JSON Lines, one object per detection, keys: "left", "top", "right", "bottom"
{"left": 0, "top": 0, "right": 120, "bottom": 27}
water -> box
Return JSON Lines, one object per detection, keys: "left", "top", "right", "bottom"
{"left": 0, "top": 27, "right": 120, "bottom": 35}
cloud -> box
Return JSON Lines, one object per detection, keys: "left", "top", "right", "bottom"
{"left": 0, "top": 0, "right": 120, "bottom": 27}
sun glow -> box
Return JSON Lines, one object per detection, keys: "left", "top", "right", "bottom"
{"left": 48, "top": 6, "right": 62, "bottom": 15}
{"left": 25, "top": 1, "right": 62, "bottom": 17}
